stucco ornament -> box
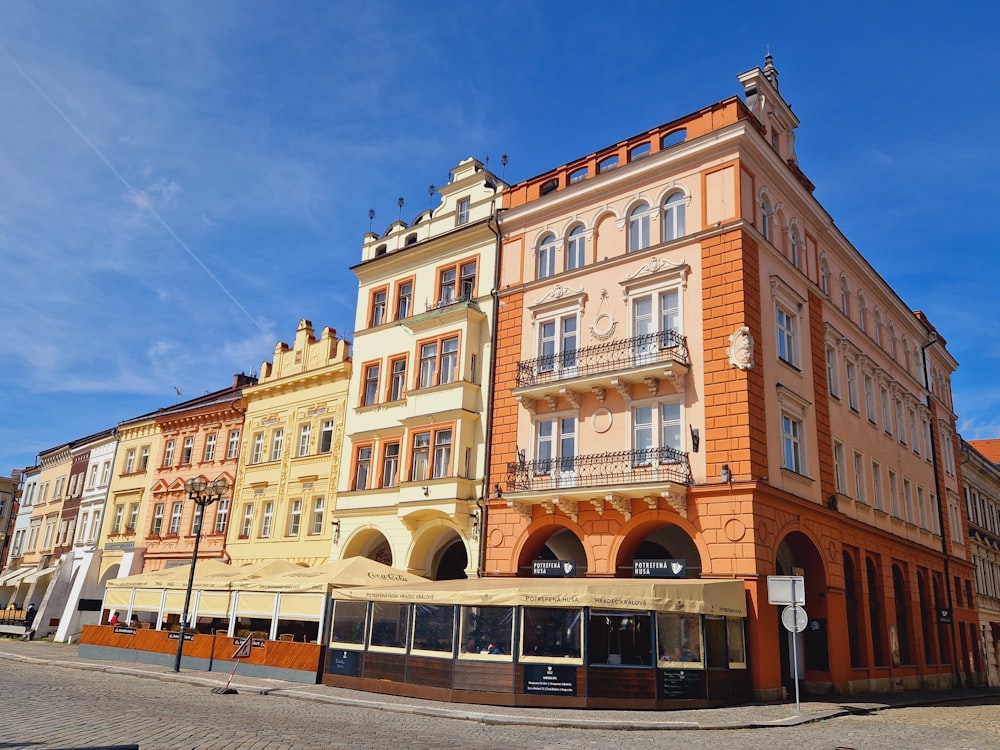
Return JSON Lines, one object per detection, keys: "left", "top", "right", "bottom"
{"left": 727, "top": 327, "right": 755, "bottom": 370}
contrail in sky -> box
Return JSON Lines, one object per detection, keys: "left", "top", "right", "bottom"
{"left": 0, "top": 41, "right": 267, "bottom": 334}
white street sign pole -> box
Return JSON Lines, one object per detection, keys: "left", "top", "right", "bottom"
{"left": 790, "top": 578, "right": 800, "bottom": 713}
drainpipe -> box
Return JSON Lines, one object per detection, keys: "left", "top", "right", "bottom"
{"left": 479, "top": 190, "right": 504, "bottom": 578}
{"left": 921, "top": 330, "right": 961, "bottom": 687}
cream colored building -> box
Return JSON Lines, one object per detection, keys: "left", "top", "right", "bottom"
{"left": 335, "top": 158, "right": 504, "bottom": 579}
{"left": 226, "top": 320, "right": 351, "bottom": 566}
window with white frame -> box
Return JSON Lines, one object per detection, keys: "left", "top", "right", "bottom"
{"left": 251, "top": 432, "right": 264, "bottom": 464}
{"left": 124, "top": 449, "right": 136, "bottom": 474}
{"left": 396, "top": 280, "right": 413, "bottom": 319}
{"left": 371, "top": 289, "right": 388, "bottom": 326}
{"left": 819, "top": 256, "right": 830, "bottom": 296}
{"left": 789, "top": 225, "right": 803, "bottom": 269}
{"left": 214, "top": 498, "right": 229, "bottom": 534}
{"left": 203, "top": 434, "right": 217, "bottom": 462}
{"left": 846, "top": 360, "right": 859, "bottom": 411}
{"left": 895, "top": 398, "right": 907, "bottom": 445}
{"left": 112, "top": 505, "right": 124, "bottom": 534}
{"left": 536, "top": 416, "right": 576, "bottom": 477}
{"left": 239, "top": 504, "right": 253, "bottom": 537}
{"left": 864, "top": 376, "right": 875, "bottom": 422}
{"left": 760, "top": 193, "right": 773, "bottom": 242}
{"left": 101, "top": 460, "right": 111, "bottom": 485}
{"left": 880, "top": 387, "right": 892, "bottom": 434}
{"left": 151, "top": 503, "right": 165, "bottom": 535}
{"left": 537, "top": 233, "right": 557, "bottom": 278}
{"left": 871, "top": 461, "right": 884, "bottom": 511}
{"left": 776, "top": 305, "right": 798, "bottom": 367}
{"left": 310, "top": 497, "right": 324, "bottom": 535}
{"left": 566, "top": 225, "right": 586, "bottom": 271}
{"left": 440, "top": 338, "right": 458, "bottom": 384}
{"left": 287, "top": 499, "right": 302, "bottom": 536}
{"left": 127, "top": 503, "right": 139, "bottom": 533}
{"left": 633, "top": 288, "right": 680, "bottom": 357}
{"left": 917, "top": 486, "right": 928, "bottom": 529}
{"left": 260, "top": 501, "right": 274, "bottom": 538}
{"left": 319, "top": 420, "right": 335, "bottom": 453}
{"left": 389, "top": 357, "right": 407, "bottom": 400}
{"left": 354, "top": 446, "right": 372, "bottom": 490}
{"left": 163, "top": 440, "right": 175, "bottom": 467}
{"left": 853, "top": 450, "right": 866, "bottom": 503}
{"left": 909, "top": 409, "right": 919, "bottom": 454}
{"left": 432, "top": 430, "right": 453, "bottom": 478}
{"left": 456, "top": 197, "right": 470, "bottom": 226}
{"left": 169, "top": 502, "right": 183, "bottom": 534}
{"left": 226, "top": 430, "right": 240, "bottom": 459}
{"left": 181, "top": 437, "right": 194, "bottom": 465}
{"left": 840, "top": 275, "right": 851, "bottom": 317}
{"left": 833, "top": 440, "right": 846, "bottom": 493}
{"left": 139, "top": 446, "right": 150, "bottom": 471}
{"left": 459, "top": 260, "right": 477, "bottom": 300}
{"left": 902, "top": 478, "right": 915, "bottom": 523}
{"left": 888, "top": 469, "right": 900, "bottom": 517}
{"left": 941, "top": 426, "right": 955, "bottom": 476}
{"left": 411, "top": 432, "right": 431, "bottom": 481}
{"left": 632, "top": 402, "right": 682, "bottom": 465}
{"left": 858, "top": 294, "right": 868, "bottom": 332}
{"left": 628, "top": 203, "right": 651, "bottom": 252}
{"left": 826, "top": 346, "right": 840, "bottom": 398}
{"left": 269, "top": 429, "right": 283, "bottom": 461}
{"left": 298, "top": 424, "right": 311, "bottom": 457}
{"left": 363, "top": 363, "right": 380, "bottom": 406}
{"left": 381, "top": 442, "right": 400, "bottom": 487}
{"left": 781, "top": 413, "right": 804, "bottom": 474}
{"left": 662, "top": 192, "right": 686, "bottom": 242}
{"left": 87, "top": 464, "right": 99, "bottom": 490}
{"left": 538, "top": 314, "right": 577, "bottom": 374}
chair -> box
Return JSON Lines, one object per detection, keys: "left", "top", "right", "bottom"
{"left": 139, "top": 622, "right": 152, "bottom": 629}
{"left": 215, "top": 629, "right": 229, "bottom": 636}
{"left": 277, "top": 633, "right": 295, "bottom": 642}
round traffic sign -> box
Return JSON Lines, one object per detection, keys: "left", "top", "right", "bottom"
{"left": 781, "top": 605, "right": 808, "bottom": 633}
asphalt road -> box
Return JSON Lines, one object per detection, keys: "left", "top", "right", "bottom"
{"left": 3, "top": 657, "right": 1000, "bottom": 750}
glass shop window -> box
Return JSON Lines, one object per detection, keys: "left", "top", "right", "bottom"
{"left": 368, "top": 602, "right": 409, "bottom": 651}
{"left": 458, "top": 605, "right": 514, "bottom": 660}
{"left": 520, "top": 607, "right": 582, "bottom": 663}
{"left": 411, "top": 604, "right": 456, "bottom": 657}
{"left": 703, "top": 615, "right": 728, "bottom": 668}
{"left": 727, "top": 617, "right": 747, "bottom": 668}
{"left": 656, "top": 612, "right": 703, "bottom": 668}
{"left": 330, "top": 600, "right": 368, "bottom": 646}
{"left": 588, "top": 610, "right": 653, "bottom": 666}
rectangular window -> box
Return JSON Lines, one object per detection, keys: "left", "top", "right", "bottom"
{"left": 270, "top": 429, "right": 284, "bottom": 461}
{"left": 439, "top": 267, "right": 456, "bottom": 305}
{"left": 151, "top": 503, "right": 165, "bottom": 535}
{"left": 260, "top": 502, "right": 273, "bottom": 538}
{"left": 833, "top": 440, "right": 846, "bottom": 493}
{"left": 396, "top": 280, "right": 413, "bottom": 320}
{"left": 826, "top": 346, "right": 840, "bottom": 397}
{"left": 889, "top": 469, "right": 900, "bottom": 517}
{"left": 459, "top": 261, "right": 477, "bottom": 300}
{"left": 389, "top": 357, "right": 407, "bottom": 401}
{"left": 214, "top": 498, "right": 229, "bottom": 534}
{"left": 240, "top": 505, "right": 253, "bottom": 537}
{"left": 846, "top": 361, "right": 859, "bottom": 412}
{"left": 917, "top": 486, "right": 928, "bottom": 529}
{"left": 251, "top": 432, "right": 265, "bottom": 464}
{"left": 776, "top": 305, "right": 798, "bottom": 366}
{"left": 89, "top": 511, "right": 102, "bottom": 542}
{"left": 88, "top": 465, "right": 99, "bottom": 489}
{"left": 864, "top": 374, "right": 876, "bottom": 423}
{"left": 566, "top": 227, "right": 586, "bottom": 270}
{"left": 310, "top": 497, "right": 324, "bottom": 535}
{"left": 370, "top": 288, "right": 388, "bottom": 327}
{"left": 909, "top": 409, "right": 919, "bottom": 454}
{"left": 433, "top": 430, "right": 453, "bottom": 478}
{"left": 538, "top": 315, "right": 578, "bottom": 374}
{"left": 227, "top": 430, "right": 241, "bottom": 459}
{"left": 169, "top": 502, "right": 183, "bottom": 534}
{"left": 381, "top": 442, "right": 400, "bottom": 488}
{"left": 298, "top": 424, "right": 311, "bottom": 456}
{"left": 53, "top": 476, "right": 64, "bottom": 499}
{"left": 632, "top": 402, "right": 682, "bottom": 464}
{"left": 203, "top": 434, "right": 217, "bottom": 462}
{"left": 127, "top": 504, "right": 139, "bottom": 533}
{"left": 411, "top": 432, "right": 431, "bottom": 481}
{"left": 363, "top": 363, "right": 380, "bottom": 405}
{"left": 125, "top": 449, "right": 136, "bottom": 474}
{"left": 903, "top": 478, "right": 914, "bottom": 523}
{"left": 536, "top": 417, "right": 576, "bottom": 476}
{"left": 881, "top": 387, "right": 892, "bottom": 434}
{"left": 319, "top": 420, "right": 335, "bottom": 453}
{"left": 181, "top": 437, "right": 194, "bottom": 465}
{"left": 355, "top": 446, "right": 372, "bottom": 490}
{"left": 440, "top": 338, "right": 458, "bottom": 384}
{"left": 895, "top": 398, "right": 906, "bottom": 444}
{"left": 456, "top": 197, "right": 470, "bottom": 226}
{"left": 853, "top": 451, "right": 866, "bottom": 503}
{"left": 419, "top": 341, "right": 437, "bottom": 388}
{"left": 288, "top": 499, "right": 302, "bottom": 536}
{"left": 163, "top": 440, "right": 175, "bottom": 467}
{"left": 112, "top": 505, "right": 124, "bottom": 534}
{"left": 781, "top": 413, "right": 803, "bottom": 473}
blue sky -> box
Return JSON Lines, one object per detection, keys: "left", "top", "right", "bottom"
{"left": 1, "top": 1, "right": 999, "bottom": 473}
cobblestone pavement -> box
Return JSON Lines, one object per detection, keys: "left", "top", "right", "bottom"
{"left": 2, "top": 640, "right": 1000, "bottom": 749}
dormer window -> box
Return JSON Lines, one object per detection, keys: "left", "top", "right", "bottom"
{"left": 375, "top": 244, "right": 387, "bottom": 257}
{"left": 457, "top": 198, "right": 470, "bottom": 226}
{"left": 405, "top": 233, "right": 418, "bottom": 246}
{"left": 540, "top": 178, "right": 559, "bottom": 196}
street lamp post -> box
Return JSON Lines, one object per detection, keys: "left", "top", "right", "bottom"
{"left": 172, "top": 475, "right": 231, "bottom": 673}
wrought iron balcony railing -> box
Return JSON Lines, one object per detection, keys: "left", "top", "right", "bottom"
{"left": 516, "top": 330, "right": 689, "bottom": 388}
{"left": 506, "top": 446, "right": 692, "bottom": 493}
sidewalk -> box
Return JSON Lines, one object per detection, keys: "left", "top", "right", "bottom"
{"left": 1, "top": 637, "right": 994, "bottom": 731}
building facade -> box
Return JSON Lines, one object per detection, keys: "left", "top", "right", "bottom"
{"left": 335, "top": 158, "right": 503, "bottom": 579}
{"left": 0, "top": 470, "right": 18, "bottom": 571}
{"left": 487, "top": 58, "right": 977, "bottom": 698}
{"left": 962, "top": 438, "right": 1000, "bottom": 685}
{"left": 226, "top": 321, "right": 350, "bottom": 566}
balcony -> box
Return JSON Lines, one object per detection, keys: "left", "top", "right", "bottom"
{"left": 504, "top": 447, "right": 691, "bottom": 521}
{"left": 403, "top": 296, "right": 485, "bottom": 332}
{"left": 513, "top": 331, "right": 689, "bottom": 409}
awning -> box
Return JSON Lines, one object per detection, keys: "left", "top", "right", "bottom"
{"left": 20, "top": 565, "right": 59, "bottom": 584}
{"left": 330, "top": 577, "right": 748, "bottom": 616}
{"left": 0, "top": 568, "right": 38, "bottom": 587}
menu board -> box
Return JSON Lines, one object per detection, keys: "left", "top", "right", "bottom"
{"left": 659, "top": 669, "right": 705, "bottom": 699}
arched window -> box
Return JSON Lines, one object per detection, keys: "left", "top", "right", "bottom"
{"left": 858, "top": 293, "right": 868, "bottom": 333}
{"left": 874, "top": 309, "right": 884, "bottom": 347}
{"left": 628, "top": 203, "right": 650, "bottom": 253}
{"left": 759, "top": 193, "right": 773, "bottom": 241}
{"left": 840, "top": 274, "right": 851, "bottom": 317}
{"left": 819, "top": 256, "right": 830, "bottom": 296}
{"left": 902, "top": 337, "right": 911, "bottom": 373}
{"left": 537, "top": 233, "right": 557, "bottom": 279}
{"left": 789, "top": 225, "right": 803, "bottom": 269}
{"left": 867, "top": 557, "right": 886, "bottom": 666}
{"left": 565, "top": 225, "right": 586, "bottom": 271}
{"left": 843, "top": 552, "right": 863, "bottom": 668}
{"left": 892, "top": 565, "right": 912, "bottom": 665}
{"left": 662, "top": 192, "right": 686, "bottom": 242}
{"left": 888, "top": 323, "right": 898, "bottom": 360}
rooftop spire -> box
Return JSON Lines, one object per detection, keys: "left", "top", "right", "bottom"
{"left": 763, "top": 50, "right": 778, "bottom": 91}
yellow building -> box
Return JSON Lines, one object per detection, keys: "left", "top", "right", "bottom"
{"left": 226, "top": 320, "right": 351, "bottom": 566}
{"left": 335, "top": 158, "right": 504, "bottom": 578}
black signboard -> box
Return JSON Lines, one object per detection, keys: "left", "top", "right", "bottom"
{"left": 328, "top": 649, "right": 361, "bottom": 677}
{"left": 659, "top": 669, "right": 706, "bottom": 699}
{"left": 112, "top": 626, "right": 136, "bottom": 635}
{"left": 937, "top": 607, "right": 952, "bottom": 624}
{"left": 524, "top": 664, "right": 577, "bottom": 696}
{"left": 532, "top": 559, "right": 576, "bottom": 577}
{"left": 167, "top": 631, "right": 194, "bottom": 641}
{"left": 77, "top": 598, "right": 102, "bottom": 612}
{"left": 633, "top": 559, "right": 687, "bottom": 578}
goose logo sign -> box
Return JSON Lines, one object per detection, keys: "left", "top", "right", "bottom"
{"left": 633, "top": 559, "right": 687, "bottom": 578}
{"left": 532, "top": 559, "right": 577, "bottom": 577}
